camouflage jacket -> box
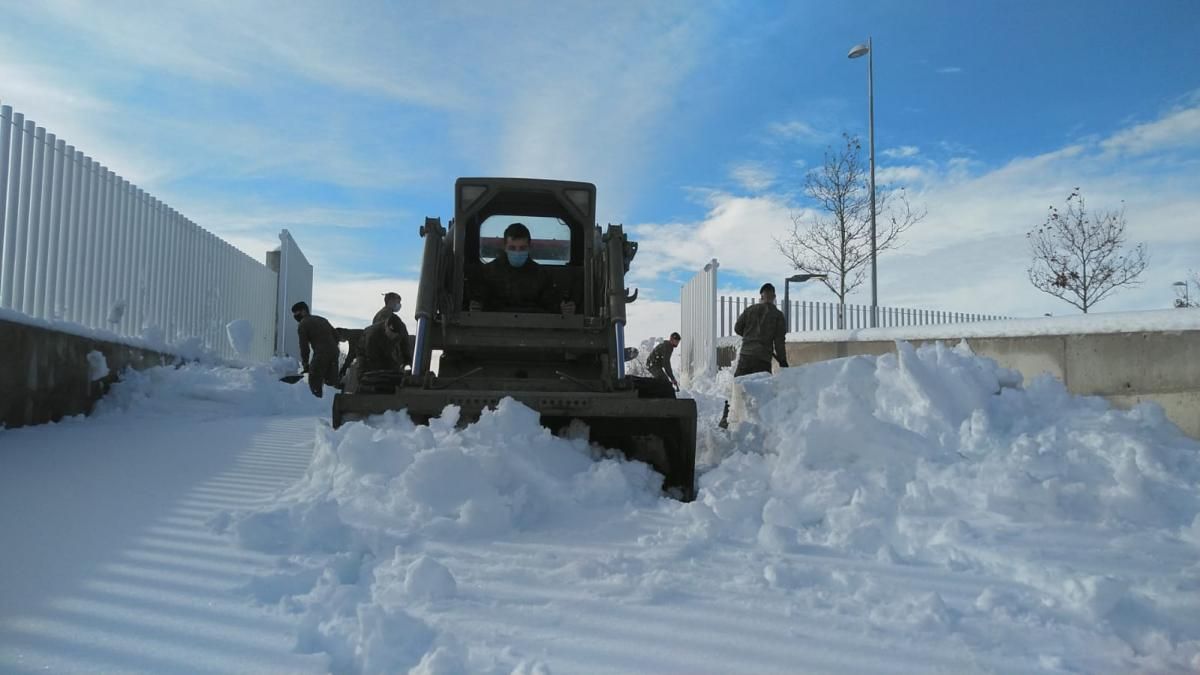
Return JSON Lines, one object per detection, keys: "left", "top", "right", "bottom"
{"left": 359, "top": 319, "right": 410, "bottom": 372}
{"left": 297, "top": 314, "right": 339, "bottom": 365}
{"left": 372, "top": 306, "right": 394, "bottom": 325}
{"left": 648, "top": 340, "right": 676, "bottom": 381}
{"left": 734, "top": 302, "right": 788, "bottom": 366}
{"left": 474, "top": 257, "right": 559, "bottom": 313}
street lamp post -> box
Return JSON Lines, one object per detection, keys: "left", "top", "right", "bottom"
{"left": 784, "top": 273, "right": 827, "bottom": 331}
{"left": 848, "top": 38, "right": 878, "bottom": 328}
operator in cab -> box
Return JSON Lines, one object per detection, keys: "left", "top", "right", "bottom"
{"left": 469, "top": 222, "right": 574, "bottom": 315}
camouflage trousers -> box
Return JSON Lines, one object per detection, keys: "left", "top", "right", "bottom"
{"left": 734, "top": 354, "right": 772, "bottom": 377}
{"left": 308, "top": 351, "right": 340, "bottom": 397}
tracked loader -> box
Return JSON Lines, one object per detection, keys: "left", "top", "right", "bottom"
{"left": 332, "top": 178, "right": 697, "bottom": 500}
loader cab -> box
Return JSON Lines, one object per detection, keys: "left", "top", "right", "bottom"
{"left": 427, "top": 178, "right": 616, "bottom": 384}
{"left": 453, "top": 178, "right": 598, "bottom": 319}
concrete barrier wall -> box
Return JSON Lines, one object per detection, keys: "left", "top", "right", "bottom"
{"left": 782, "top": 331, "right": 1200, "bottom": 439}
{"left": 1, "top": 317, "right": 175, "bottom": 429}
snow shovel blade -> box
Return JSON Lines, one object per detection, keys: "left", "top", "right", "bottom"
{"left": 279, "top": 374, "right": 305, "bottom": 384}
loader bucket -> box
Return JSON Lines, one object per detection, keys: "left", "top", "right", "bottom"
{"left": 332, "top": 390, "right": 698, "bottom": 501}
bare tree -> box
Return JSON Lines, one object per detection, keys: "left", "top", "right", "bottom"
{"left": 1027, "top": 189, "right": 1147, "bottom": 313}
{"left": 774, "top": 134, "right": 925, "bottom": 317}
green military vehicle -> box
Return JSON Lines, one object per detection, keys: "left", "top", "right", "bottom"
{"left": 332, "top": 177, "right": 697, "bottom": 501}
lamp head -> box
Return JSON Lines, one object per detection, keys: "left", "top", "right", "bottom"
{"left": 848, "top": 43, "right": 870, "bottom": 59}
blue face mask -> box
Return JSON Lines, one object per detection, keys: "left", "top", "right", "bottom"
{"left": 506, "top": 250, "right": 529, "bottom": 267}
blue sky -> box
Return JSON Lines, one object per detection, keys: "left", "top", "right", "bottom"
{"left": 2, "top": 1, "right": 1198, "bottom": 343}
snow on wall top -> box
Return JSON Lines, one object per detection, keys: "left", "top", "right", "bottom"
{"left": 782, "top": 307, "right": 1200, "bottom": 343}
{"left": 1, "top": 306, "right": 256, "bottom": 365}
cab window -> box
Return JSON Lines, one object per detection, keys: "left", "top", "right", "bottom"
{"left": 480, "top": 216, "right": 571, "bottom": 266}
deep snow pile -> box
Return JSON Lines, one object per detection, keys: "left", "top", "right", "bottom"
{"left": 216, "top": 342, "right": 1200, "bottom": 674}
{"left": 94, "top": 360, "right": 329, "bottom": 418}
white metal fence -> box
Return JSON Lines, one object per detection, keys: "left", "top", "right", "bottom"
{"left": 268, "top": 230, "right": 312, "bottom": 359}
{"left": 720, "top": 296, "right": 1007, "bottom": 336}
{"left": 0, "top": 100, "right": 308, "bottom": 362}
{"left": 679, "top": 259, "right": 719, "bottom": 385}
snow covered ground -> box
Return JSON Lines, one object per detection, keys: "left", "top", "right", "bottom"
{"left": 2, "top": 344, "right": 1199, "bottom": 674}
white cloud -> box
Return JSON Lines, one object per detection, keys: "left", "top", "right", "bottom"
{"left": 1100, "top": 104, "right": 1200, "bottom": 156}
{"left": 311, "top": 274, "right": 421, "bottom": 331}
{"left": 630, "top": 100, "right": 1200, "bottom": 320}
{"left": 883, "top": 145, "right": 920, "bottom": 159}
{"left": 3, "top": 2, "right": 714, "bottom": 217}
{"left": 875, "top": 165, "right": 930, "bottom": 186}
{"left": 625, "top": 299, "right": 683, "bottom": 350}
{"left": 10, "top": 1, "right": 461, "bottom": 106}
{"left": 628, "top": 192, "right": 799, "bottom": 288}
{"left": 768, "top": 120, "right": 824, "bottom": 143}
{"left": 729, "top": 162, "right": 776, "bottom": 192}
{"left": 937, "top": 66, "right": 964, "bottom": 75}
{"left": 0, "top": 49, "right": 175, "bottom": 187}
{"left": 487, "top": 5, "right": 711, "bottom": 216}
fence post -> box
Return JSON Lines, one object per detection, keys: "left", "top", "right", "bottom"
{"left": 55, "top": 141, "right": 70, "bottom": 319}
{"left": 112, "top": 178, "right": 129, "bottom": 330}
{"left": 72, "top": 156, "right": 92, "bottom": 324}
{"left": 49, "top": 140, "right": 69, "bottom": 319}
{"left": 87, "top": 166, "right": 104, "bottom": 326}
{"left": 0, "top": 104, "right": 10, "bottom": 289}
{"left": 17, "top": 125, "right": 46, "bottom": 315}
{"left": 1, "top": 113, "right": 25, "bottom": 308}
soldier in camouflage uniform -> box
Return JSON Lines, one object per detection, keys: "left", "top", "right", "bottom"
{"left": 373, "top": 292, "right": 403, "bottom": 326}
{"left": 468, "top": 222, "right": 574, "bottom": 314}
{"left": 733, "top": 283, "right": 789, "bottom": 376}
{"left": 718, "top": 283, "right": 790, "bottom": 428}
{"left": 292, "top": 301, "right": 340, "bottom": 397}
{"left": 647, "top": 332, "right": 681, "bottom": 390}
{"left": 359, "top": 314, "right": 410, "bottom": 373}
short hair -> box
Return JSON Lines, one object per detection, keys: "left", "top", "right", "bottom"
{"left": 759, "top": 283, "right": 776, "bottom": 295}
{"left": 384, "top": 314, "right": 402, "bottom": 332}
{"left": 291, "top": 301, "right": 309, "bottom": 313}
{"left": 670, "top": 332, "right": 681, "bottom": 341}
{"left": 504, "top": 222, "right": 531, "bottom": 242}
{"left": 383, "top": 291, "right": 401, "bottom": 301}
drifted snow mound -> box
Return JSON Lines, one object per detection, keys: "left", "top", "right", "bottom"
{"left": 220, "top": 399, "right": 663, "bottom": 673}
{"left": 220, "top": 343, "right": 1200, "bottom": 674}
{"left": 706, "top": 340, "right": 1200, "bottom": 552}
{"left": 94, "top": 362, "right": 329, "bottom": 418}
{"left": 225, "top": 319, "right": 254, "bottom": 356}
{"left": 229, "top": 398, "right": 663, "bottom": 549}
{"left": 86, "top": 350, "right": 109, "bottom": 381}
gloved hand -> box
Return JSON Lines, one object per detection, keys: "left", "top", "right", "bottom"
{"left": 672, "top": 382, "right": 680, "bottom": 392}
{"left": 301, "top": 363, "right": 310, "bottom": 374}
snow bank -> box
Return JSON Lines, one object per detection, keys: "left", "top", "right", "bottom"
{"left": 699, "top": 341, "right": 1200, "bottom": 668}
{"left": 715, "top": 342, "right": 1200, "bottom": 538}
{"left": 85, "top": 350, "right": 109, "bottom": 381}
{"left": 94, "top": 362, "right": 329, "bottom": 418}
{"left": 219, "top": 342, "right": 1200, "bottom": 673}
{"left": 228, "top": 399, "right": 661, "bottom": 548}
{"left": 106, "top": 299, "right": 128, "bottom": 325}
{"left": 1, "top": 306, "right": 230, "bottom": 363}
{"left": 225, "top": 319, "right": 254, "bottom": 356}
{"left": 218, "top": 398, "right": 662, "bottom": 672}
